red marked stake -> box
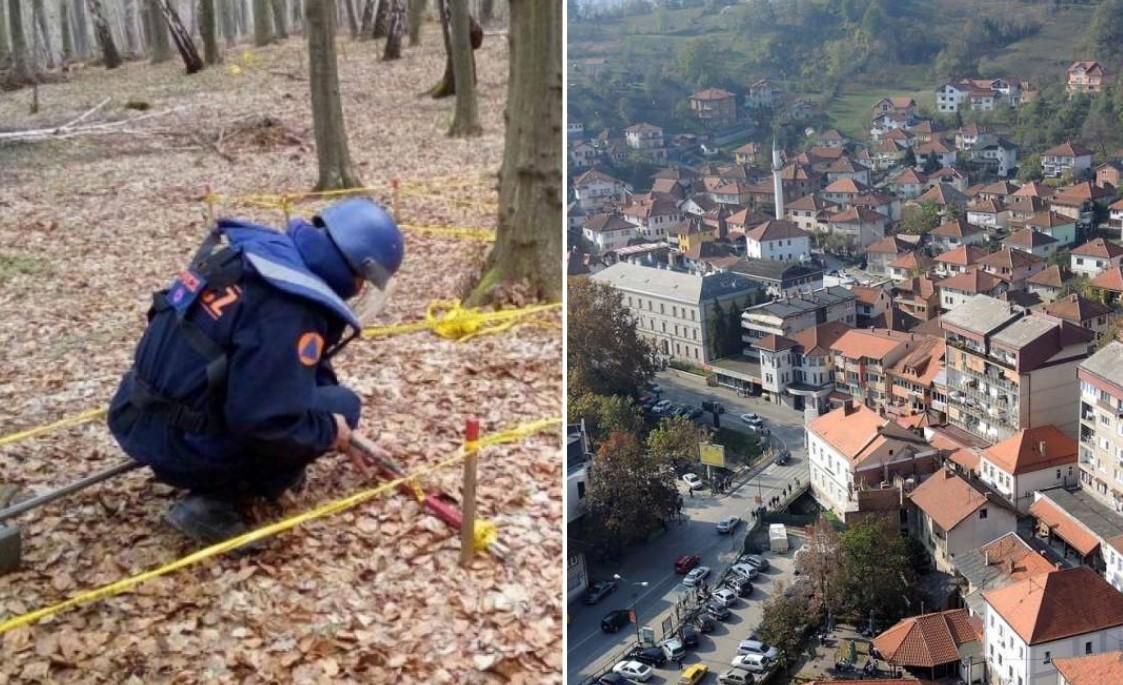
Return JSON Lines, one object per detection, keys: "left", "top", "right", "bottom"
{"left": 460, "top": 417, "right": 481, "bottom": 567}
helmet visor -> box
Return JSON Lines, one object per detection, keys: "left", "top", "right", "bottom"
{"left": 353, "top": 276, "right": 397, "bottom": 326}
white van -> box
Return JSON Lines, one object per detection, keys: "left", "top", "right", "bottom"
{"left": 730, "top": 653, "right": 770, "bottom": 673}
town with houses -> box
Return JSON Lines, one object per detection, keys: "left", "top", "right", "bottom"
{"left": 567, "top": 49, "right": 1123, "bottom": 685}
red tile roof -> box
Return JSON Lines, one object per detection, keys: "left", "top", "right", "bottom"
{"left": 889, "top": 250, "right": 932, "bottom": 271}
{"left": 692, "top": 88, "right": 735, "bottom": 100}
{"left": 830, "top": 206, "right": 885, "bottom": 224}
{"left": 935, "top": 245, "right": 988, "bottom": 266}
{"left": 1012, "top": 181, "right": 1054, "bottom": 198}
{"left": 824, "top": 178, "right": 870, "bottom": 194}
{"left": 937, "top": 269, "right": 1004, "bottom": 294}
{"left": 1044, "top": 141, "right": 1093, "bottom": 157}
{"left": 978, "top": 247, "right": 1044, "bottom": 270}
{"left": 983, "top": 567, "right": 1123, "bottom": 645}
{"left": 745, "top": 219, "right": 810, "bottom": 242}
{"left": 873, "top": 609, "right": 979, "bottom": 669}
{"left": 1072, "top": 238, "right": 1123, "bottom": 259}
{"left": 1029, "top": 499, "right": 1100, "bottom": 557}
{"left": 1027, "top": 265, "right": 1067, "bottom": 288}
{"left": 1042, "top": 293, "right": 1113, "bottom": 324}
{"left": 1025, "top": 211, "right": 1075, "bottom": 229}
{"left": 754, "top": 334, "right": 798, "bottom": 352}
{"left": 790, "top": 321, "right": 852, "bottom": 357}
{"left": 948, "top": 448, "right": 980, "bottom": 472}
{"left": 977, "top": 532, "right": 1058, "bottom": 583}
{"left": 909, "top": 469, "right": 990, "bottom": 531}
{"left": 1091, "top": 265, "right": 1123, "bottom": 292}
{"left": 983, "top": 426, "right": 1077, "bottom": 476}
{"left": 1054, "top": 652, "right": 1123, "bottom": 685}
{"left": 1006, "top": 228, "right": 1058, "bottom": 249}
{"left": 930, "top": 217, "right": 981, "bottom": 238}
{"left": 830, "top": 329, "right": 914, "bottom": 361}
{"left": 808, "top": 404, "right": 887, "bottom": 460}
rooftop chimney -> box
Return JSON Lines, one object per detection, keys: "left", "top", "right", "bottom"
{"left": 1039, "top": 441, "right": 1047, "bottom": 457}
{"left": 985, "top": 550, "right": 990, "bottom": 566}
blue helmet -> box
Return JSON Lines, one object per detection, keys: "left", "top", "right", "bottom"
{"left": 317, "top": 198, "right": 404, "bottom": 289}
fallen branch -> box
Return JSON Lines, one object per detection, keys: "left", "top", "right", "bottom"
{"left": 0, "top": 105, "right": 190, "bottom": 142}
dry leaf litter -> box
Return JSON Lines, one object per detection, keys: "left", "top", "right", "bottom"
{"left": 0, "top": 30, "right": 562, "bottom": 685}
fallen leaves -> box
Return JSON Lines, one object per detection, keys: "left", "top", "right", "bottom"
{"left": 0, "top": 26, "right": 562, "bottom": 685}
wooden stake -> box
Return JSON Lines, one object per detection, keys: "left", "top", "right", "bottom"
{"left": 459, "top": 416, "right": 480, "bottom": 567}
{"left": 391, "top": 178, "right": 401, "bottom": 222}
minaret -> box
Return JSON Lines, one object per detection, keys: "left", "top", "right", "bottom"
{"left": 772, "top": 138, "right": 784, "bottom": 220}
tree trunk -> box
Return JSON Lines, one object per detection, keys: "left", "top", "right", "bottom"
{"left": 479, "top": 0, "right": 491, "bottom": 23}
{"left": 430, "top": 0, "right": 452, "bottom": 96}
{"left": 59, "top": 0, "right": 73, "bottom": 60}
{"left": 357, "top": 0, "right": 373, "bottom": 36}
{"left": 237, "top": 0, "right": 246, "bottom": 35}
{"left": 32, "top": 0, "right": 54, "bottom": 68}
{"left": 447, "top": 0, "right": 479, "bottom": 134}
{"left": 252, "top": 0, "right": 271, "bottom": 44}
{"left": 306, "top": 0, "right": 360, "bottom": 190}
{"left": 371, "top": 0, "right": 387, "bottom": 37}
{"left": 7, "top": 0, "right": 35, "bottom": 84}
{"left": 121, "top": 0, "right": 139, "bottom": 55}
{"left": 343, "top": 0, "right": 358, "bottom": 38}
{"left": 157, "top": 0, "right": 203, "bottom": 72}
{"left": 381, "top": 0, "right": 402, "bottom": 59}
{"left": 269, "top": 0, "right": 287, "bottom": 37}
{"left": 468, "top": 0, "right": 561, "bottom": 304}
{"left": 71, "top": 0, "right": 90, "bottom": 57}
{"left": 200, "top": 0, "right": 220, "bottom": 62}
{"left": 220, "top": 0, "right": 235, "bottom": 45}
{"left": 147, "top": 0, "right": 171, "bottom": 60}
{"left": 87, "top": 0, "right": 122, "bottom": 67}
{"left": 289, "top": 0, "right": 300, "bottom": 31}
{"left": 0, "top": 0, "right": 10, "bottom": 61}
{"left": 406, "top": 0, "right": 423, "bottom": 45}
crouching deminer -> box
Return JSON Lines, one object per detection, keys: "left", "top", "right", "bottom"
{"left": 108, "top": 198, "right": 403, "bottom": 543}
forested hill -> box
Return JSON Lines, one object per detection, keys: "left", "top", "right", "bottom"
{"left": 568, "top": 0, "right": 1123, "bottom": 139}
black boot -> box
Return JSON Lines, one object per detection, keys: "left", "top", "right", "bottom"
{"left": 165, "top": 493, "right": 251, "bottom": 545}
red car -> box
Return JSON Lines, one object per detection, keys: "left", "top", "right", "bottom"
{"left": 674, "top": 554, "right": 701, "bottom": 574}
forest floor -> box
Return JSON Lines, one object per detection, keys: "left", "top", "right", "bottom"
{"left": 0, "top": 25, "right": 562, "bottom": 684}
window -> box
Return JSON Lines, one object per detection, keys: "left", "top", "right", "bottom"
{"left": 660, "top": 303, "right": 665, "bottom": 314}
{"left": 577, "top": 481, "right": 586, "bottom": 500}
{"left": 1086, "top": 641, "right": 1093, "bottom": 655}
{"left": 1044, "top": 651, "right": 1051, "bottom": 664}
{"left": 979, "top": 508, "right": 988, "bottom": 520}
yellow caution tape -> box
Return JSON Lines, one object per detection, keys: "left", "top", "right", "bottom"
{"left": 473, "top": 519, "right": 498, "bottom": 552}
{"left": 400, "top": 224, "right": 496, "bottom": 242}
{"left": 362, "top": 300, "right": 561, "bottom": 342}
{"left": 0, "top": 416, "right": 561, "bottom": 635}
{"left": 0, "top": 408, "right": 108, "bottom": 448}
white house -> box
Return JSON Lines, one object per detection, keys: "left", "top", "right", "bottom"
{"left": 937, "top": 83, "right": 968, "bottom": 113}
{"left": 977, "top": 426, "right": 1077, "bottom": 514}
{"left": 1070, "top": 238, "right": 1123, "bottom": 277}
{"left": 983, "top": 567, "right": 1123, "bottom": 685}
{"left": 744, "top": 219, "right": 811, "bottom": 262}
{"left": 582, "top": 213, "right": 636, "bottom": 254}
{"left": 573, "top": 169, "right": 632, "bottom": 211}
{"left": 1042, "top": 142, "right": 1094, "bottom": 180}
{"left": 624, "top": 122, "right": 664, "bottom": 150}
{"left": 807, "top": 403, "right": 937, "bottom": 519}
{"left": 909, "top": 468, "right": 1018, "bottom": 573}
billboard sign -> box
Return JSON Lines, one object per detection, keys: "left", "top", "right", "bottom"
{"left": 699, "top": 442, "right": 725, "bottom": 468}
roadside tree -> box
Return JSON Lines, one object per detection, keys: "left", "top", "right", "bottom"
{"left": 584, "top": 432, "right": 679, "bottom": 553}
{"left": 568, "top": 393, "right": 646, "bottom": 448}
{"left": 568, "top": 278, "right": 658, "bottom": 398}
{"left": 836, "top": 517, "right": 915, "bottom": 626}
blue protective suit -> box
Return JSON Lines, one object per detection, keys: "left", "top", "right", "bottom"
{"left": 108, "top": 219, "right": 363, "bottom": 497}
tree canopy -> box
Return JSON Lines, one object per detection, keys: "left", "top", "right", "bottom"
{"left": 567, "top": 278, "right": 658, "bottom": 398}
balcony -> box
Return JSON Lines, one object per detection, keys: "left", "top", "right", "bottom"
{"left": 949, "top": 365, "right": 1019, "bottom": 396}
{"left": 1082, "top": 402, "right": 1097, "bottom": 424}
{"left": 1097, "top": 397, "right": 1123, "bottom": 418}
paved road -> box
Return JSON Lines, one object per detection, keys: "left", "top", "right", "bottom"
{"left": 566, "top": 372, "right": 810, "bottom": 683}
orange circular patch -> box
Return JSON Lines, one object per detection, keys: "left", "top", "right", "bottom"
{"left": 297, "top": 332, "right": 325, "bottom": 367}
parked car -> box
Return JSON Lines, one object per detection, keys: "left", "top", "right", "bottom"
{"left": 597, "top": 673, "right": 628, "bottom": 685}
{"left": 683, "top": 566, "right": 710, "bottom": 587}
{"left": 739, "top": 413, "right": 761, "bottom": 425}
{"left": 743, "top": 554, "right": 770, "bottom": 571}
{"left": 687, "top": 407, "right": 704, "bottom": 420}
{"left": 746, "top": 424, "right": 770, "bottom": 436}
{"left": 612, "top": 660, "right": 653, "bottom": 682}
{"left": 677, "top": 664, "right": 708, "bottom": 685}
{"left": 718, "top": 667, "right": 755, "bottom": 685}
{"left": 682, "top": 473, "right": 704, "bottom": 490}
{"left": 729, "top": 563, "right": 759, "bottom": 580}
{"left": 724, "top": 575, "right": 753, "bottom": 597}
{"left": 625, "top": 646, "right": 666, "bottom": 668}
{"left": 730, "top": 654, "right": 770, "bottom": 673}
{"left": 679, "top": 622, "right": 699, "bottom": 647}
{"left": 774, "top": 450, "right": 791, "bottom": 465}
{"left": 674, "top": 554, "right": 701, "bottom": 574}
{"left": 737, "top": 640, "right": 779, "bottom": 660}
{"left": 716, "top": 515, "right": 741, "bottom": 533}
{"left": 661, "top": 636, "right": 686, "bottom": 661}
{"left": 694, "top": 612, "right": 717, "bottom": 632}
{"left": 653, "top": 400, "right": 672, "bottom": 412}
{"left": 583, "top": 580, "right": 618, "bottom": 605}
{"left": 601, "top": 609, "right": 631, "bottom": 633}
{"left": 712, "top": 587, "right": 738, "bottom": 607}
{"left": 704, "top": 601, "right": 731, "bottom": 620}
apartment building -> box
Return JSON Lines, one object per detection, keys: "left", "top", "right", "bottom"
{"left": 807, "top": 402, "right": 939, "bottom": 519}
{"left": 886, "top": 336, "right": 946, "bottom": 418}
{"left": 689, "top": 88, "right": 737, "bottom": 129}
{"left": 1077, "top": 342, "right": 1123, "bottom": 512}
{"left": 566, "top": 423, "right": 591, "bottom": 602}
{"left": 591, "top": 262, "right": 759, "bottom": 365}
{"left": 941, "top": 294, "right": 1095, "bottom": 442}
{"left": 830, "top": 328, "right": 929, "bottom": 411}
{"left": 751, "top": 321, "right": 852, "bottom": 413}
{"left": 983, "top": 567, "right": 1123, "bottom": 685}
{"left": 741, "top": 286, "right": 856, "bottom": 358}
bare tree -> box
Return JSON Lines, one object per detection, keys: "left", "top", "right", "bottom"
{"left": 406, "top": 0, "right": 423, "bottom": 45}
{"left": 357, "top": 0, "right": 373, "bottom": 35}
{"left": 7, "top": 0, "right": 35, "bottom": 84}
{"left": 122, "top": 0, "right": 140, "bottom": 55}
{"left": 200, "top": 0, "right": 221, "bottom": 62}
{"left": 220, "top": 0, "right": 236, "bottom": 45}
{"left": 147, "top": 0, "right": 171, "bottom": 61}
{"left": 430, "top": 0, "right": 479, "bottom": 98}
{"left": 306, "top": 0, "right": 359, "bottom": 190}
{"left": 342, "top": 0, "right": 358, "bottom": 37}
{"left": 270, "top": 0, "right": 287, "bottom": 37}
{"left": 479, "top": 0, "right": 491, "bottom": 23}
{"left": 371, "top": 0, "right": 387, "bottom": 37}
{"left": 447, "top": 0, "right": 479, "bottom": 135}
{"left": 31, "top": 0, "right": 54, "bottom": 67}
{"left": 59, "top": 0, "right": 73, "bottom": 60}
{"left": 0, "top": 1, "right": 10, "bottom": 61}
{"left": 290, "top": 0, "right": 301, "bottom": 31}
{"left": 468, "top": 0, "right": 561, "bottom": 303}
{"left": 252, "top": 0, "right": 272, "bottom": 44}
{"left": 71, "top": 0, "right": 90, "bottom": 57}
{"left": 381, "top": 0, "right": 402, "bottom": 59}
{"left": 87, "top": 0, "right": 123, "bottom": 68}
{"left": 156, "top": 0, "right": 203, "bottom": 72}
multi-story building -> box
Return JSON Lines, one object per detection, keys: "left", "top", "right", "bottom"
{"left": 830, "top": 328, "right": 929, "bottom": 411}
{"left": 983, "top": 567, "right": 1123, "bottom": 685}
{"left": 744, "top": 219, "right": 811, "bottom": 262}
{"left": 741, "top": 286, "right": 856, "bottom": 358}
{"left": 747, "top": 321, "right": 852, "bottom": 413}
{"left": 591, "top": 262, "right": 759, "bottom": 365}
{"left": 1055, "top": 652, "right": 1123, "bottom": 685}
{"left": 807, "top": 402, "right": 938, "bottom": 519}
{"left": 1067, "top": 61, "right": 1110, "bottom": 97}
{"left": 566, "top": 423, "right": 591, "bottom": 602}
{"left": 1071, "top": 238, "right": 1123, "bottom": 278}
{"left": 1041, "top": 142, "right": 1093, "bottom": 180}
{"left": 689, "top": 88, "right": 737, "bottom": 129}
{"left": 978, "top": 248, "right": 1047, "bottom": 290}
{"left": 909, "top": 468, "right": 1018, "bottom": 573}
{"left": 886, "top": 335, "right": 946, "bottom": 418}
{"left": 619, "top": 195, "right": 684, "bottom": 242}
{"left": 624, "top": 122, "right": 664, "bottom": 151}
{"left": 977, "top": 426, "right": 1078, "bottom": 514}
{"left": 572, "top": 168, "right": 632, "bottom": 211}
{"left": 1077, "top": 342, "right": 1123, "bottom": 512}
{"left": 942, "top": 294, "right": 1095, "bottom": 442}
{"left": 1029, "top": 487, "right": 1123, "bottom": 590}
{"left": 581, "top": 212, "right": 637, "bottom": 254}
{"left": 1110, "top": 198, "right": 1123, "bottom": 234}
